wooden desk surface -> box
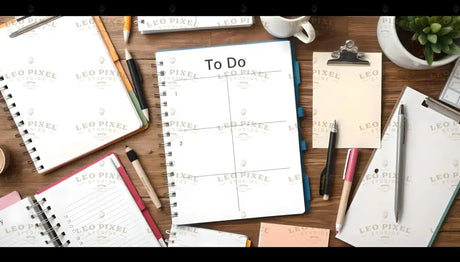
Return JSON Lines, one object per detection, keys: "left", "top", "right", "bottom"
{"left": 0, "top": 16, "right": 458, "bottom": 247}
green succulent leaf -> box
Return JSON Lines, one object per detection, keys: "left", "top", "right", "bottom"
{"left": 430, "top": 23, "right": 442, "bottom": 33}
{"left": 442, "top": 44, "right": 450, "bottom": 53}
{"left": 411, "top": 32, "right": 419, "bottom": 41}
{"left": 409, "top": 21, "right": 417, "bottom": 31}
{"left": 441, "top": 16, "right": 452, "bottom": 25}
{"left": 449, "top": 30, "right": 460, "bottom": 38}
{"left": 431, "top": 42, "right": 442, "bottom": 53}
{"left": 418, "top": 34, "right": 427, "bottom": 45}
{"left": 439, "top": 26, "right": 453, "bottom": 36}
{"left": 427, "top": 34, "right": 438, "bottom": 44}
{"left": 429, "top": 16, "right": 440, "bottom": 24}
{"left": 424, "top": 45, "right": 434, "bottom": 66}
{"left": 423, "top": 26, "right": 431, "bottom": 34}
{"left": 398, "top": 20, "right": 411, "bottom": 31}
{"left": 443, "top": 43, "right": 460, "bottom": 54}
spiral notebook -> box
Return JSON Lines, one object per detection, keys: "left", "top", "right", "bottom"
{"left": 167, "top": 225, "right": 250, "bottom": 247}
{"left": 336, "top": 87, "right": 460, "bottom": 247}
{"left": 155, "top": 40, "right": 309, "bottom": 225}
{"left": 137, "top": 16, "right": 253, "bottom": 34}
{"left": 0, "top": 152, "right": 163, "bottom": 247}
{"left": 0, "top": 16, "right": 148, "bottom": 174}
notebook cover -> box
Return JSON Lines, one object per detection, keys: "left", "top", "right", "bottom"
{"left": 36, "top": 152, "right": 164, "bottom": 242}
{"left": 0, "top": 191, "right": 21, "bottom": 211}
{"left": 290, "top": 41, "right": 311, "bottom": 212}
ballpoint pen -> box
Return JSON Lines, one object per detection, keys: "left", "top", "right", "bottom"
{"left": 335, "top": 148, "right": 358, "bottom": 234}
{"left": 395, "top": 104, "right": 406, "bottom": 223}
{"left": 320, "top": 120, "right": 338, "bottom": 201}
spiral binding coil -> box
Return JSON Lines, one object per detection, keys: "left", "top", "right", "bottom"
{"left": 0, "top": 75, "right": 44, "bottom": 173}
{"left": 164, "top": 228, "right": 177, "bottom": 245}
{"left": 156, "top": 62, "right": 179, "bottom": 222}
{"left": 26, "top": 198, "right": 70, "bottom": 247}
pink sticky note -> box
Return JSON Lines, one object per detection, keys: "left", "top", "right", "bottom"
{"left": 0, "top": 191, "right": 21, "bottom": 211}
{"left": 258, "top": 222, "right": 330, "bottom": 247}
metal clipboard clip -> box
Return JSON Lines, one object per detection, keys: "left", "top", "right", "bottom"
{"left": 422, "top": 96, "right": 460, "bottom": 123}
{"left": 327, "top": 40, "right": 370, "bottom": 65}
{"left": 9, "top": 16, "right": 61, "bottom": 38}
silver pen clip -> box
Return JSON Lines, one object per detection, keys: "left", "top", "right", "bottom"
{"left": 9, "top": 16, "right": 61, "bottom": 38}
{"left": 342, "top": 149, "right": 351, "bottom": 180}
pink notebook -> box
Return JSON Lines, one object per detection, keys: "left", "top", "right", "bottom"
{"left": 0, "top": 191, "right": 21, "bottom": 211}
{"left": 258, "top": 222, "right": 330, "bottom": 247}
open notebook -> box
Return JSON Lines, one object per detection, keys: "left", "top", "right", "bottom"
{"left": 155, "top": 40, "right": 309, "bottom": 225}
{"left": 0, "top": 16, "right": 147, "bottom": 174}
{"left": 336, "top": 87, "right": 460, "bottom": 247}
{"left": 0, "top": 153, "right": 163, "bottom": 247}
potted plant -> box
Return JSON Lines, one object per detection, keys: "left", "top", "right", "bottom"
{"left": 377, "top": 16, "right": 460, "bottom": 69}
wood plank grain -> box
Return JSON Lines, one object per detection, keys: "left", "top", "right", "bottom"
{"left": 0, "top": 15, "right": 458, "bottom": 247}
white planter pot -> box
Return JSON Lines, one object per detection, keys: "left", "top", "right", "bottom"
{"left": 377, "top": 16, "right": 459, "bottom": 70}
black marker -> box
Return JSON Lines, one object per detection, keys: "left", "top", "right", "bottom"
{"left": 125, "top": 49, "right": 149, "bottom": 122}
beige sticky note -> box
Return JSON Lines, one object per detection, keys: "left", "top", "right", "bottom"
{"left": 258, "top": 222, "right": 330, "bottom": 247}
{"left": 312, "top": 52, "right": 382, "bottom": 148}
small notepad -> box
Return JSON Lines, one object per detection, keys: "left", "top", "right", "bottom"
{"left": 258, "top": 222, "right": 330, "bottom": 247}
{"left": 312, "top": 52, "right": 382, "bottom": 148}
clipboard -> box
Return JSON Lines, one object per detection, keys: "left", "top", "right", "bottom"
{"left": 312, "top": 40, "right": 382, "bottom": 149}
{"left": 336, "top": 86, "right": 460, "bottom": 246}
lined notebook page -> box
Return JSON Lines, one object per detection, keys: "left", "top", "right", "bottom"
{"left": 156, "top": 40, "right": 305, "bottom": 224}
{"left": 0, "top": 17, "right": 142, "bottom": 173}
{"left": 34, "top": 154, "right": 160, "bottom": 247}
{"left": 0, "top": 197, "right": 51, "bottom": 247}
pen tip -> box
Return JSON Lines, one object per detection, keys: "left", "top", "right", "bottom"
{"left": 125, "top": 48, "right": 131, "bottom": 59}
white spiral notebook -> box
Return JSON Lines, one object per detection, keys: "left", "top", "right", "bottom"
{"left": 138, "top": 16, "right": 253, "bottom": 34}
{"left": 0, "top": 16, "right": 147, "bottom": 174}
{"left": 155, "top": 40, "right": 307, "bottom": 225}
{"left": 336, "top": 87, "right": 460, "bottom": 247}
{"left": 0, "top": 153, "right": 161, "bottom": 247}
{"left": 167, "top": 225, "right": 250, "bottom": 247}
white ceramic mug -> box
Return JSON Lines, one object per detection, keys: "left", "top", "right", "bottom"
{"left": 260, "top": 16, "right": 316, "bottom": 44}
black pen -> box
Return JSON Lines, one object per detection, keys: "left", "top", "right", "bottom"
{"left": 320, "top": 120, "right": 338, "bottom": 201}
{"left": 125, "top": 49, "right": 149, "bottom": 122}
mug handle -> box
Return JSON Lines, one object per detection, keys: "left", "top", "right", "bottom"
{"left": 294, "top": 21, "right": 316, "bottom": 44}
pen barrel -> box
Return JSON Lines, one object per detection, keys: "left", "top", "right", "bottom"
{"left": 395, "top": 113, "right": 406, "bottom": 220}
{"left": 336, "top": 180, "right": 352, "bottom": 227}
{"left": 132, "top": 160, "right": 162, "bottom": 209}
{"left": 325, "top": 131, "right": 337, "bottom": 175}
{"left": 127, "top": 59, "right": 148, "bottom": 109}
{"left": 344, "top": 149, "right": 359, "bottom": 182}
